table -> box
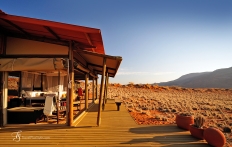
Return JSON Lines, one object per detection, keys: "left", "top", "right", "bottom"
{"left": 24, "top": 97, "right": 46, "bottom": 106}
{"left": 7, "top": 107, "right": 44, "bottom": 124}
{"left": 115, "top": 98, "right": 122, "bottom": 111}
{"left": 8, "top": 98, "right": 22, "bottom": 108}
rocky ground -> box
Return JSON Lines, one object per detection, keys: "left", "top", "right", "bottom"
{"left": 106, "top": 83, "right": 232, "bottom": 147}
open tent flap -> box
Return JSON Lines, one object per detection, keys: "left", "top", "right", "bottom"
{"left": 21, "top": 71, "right": 68, "bottom": 99}
{"left": 0, "top": 58, "right": 66, "bottom": 71}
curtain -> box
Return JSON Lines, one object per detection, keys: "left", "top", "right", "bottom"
{"left": 21, "top": 72, "right": 28, "bottom": 88}
{"left": 21, "top": 72, "right": 33, "bottom": 90}
{"left": 46, "top": 76, "right": 53, "bottom": 92}
{"left": 33, "top": 74, "right": 38, "bottom": 88}
{"left": 63, "top": 75, "right": 67, "bottom": 92}
{"left": 58, "top": 75, "right": 64, "bottom": 99}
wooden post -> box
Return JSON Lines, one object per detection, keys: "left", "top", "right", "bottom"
{"left": 65, "top": 63, "right": 69, "bottom": 125}
{"left": 2, "top": 72, "right": 8, "bottom": 126}
{"left": 102, "top": 72, "right": 108, "bottom": 110}
{"left": 92, "top": 79, "right": 95, "bottom": 103}
{"left": 85, "top": 73, "right": 89, "bottom": 110}
{"left": 105, "top": 74, "right": 109, "bottom": 103}
{"left": 56, "top": 70, "right": 60, "bottom": 124}
{"left": 68, "top": 42, "right": 74, "bottom": 126}
{"left": 95, "top": 78, "right": 98, "bottom": 100}
{"left": 97, "top": 58, "right": 106, "bottom": 126}
{"left": 0, "top": 72, "right": 3, "bottom": 127}
{"left": 40, "top": 73, "right": 43, "bottom": 91}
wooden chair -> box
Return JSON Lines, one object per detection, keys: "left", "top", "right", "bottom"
{"left": 53, "top": 100, "right": 66, "bottom": 118}
{"left": 43, "top": 96, "right": 66, "bottom": 123}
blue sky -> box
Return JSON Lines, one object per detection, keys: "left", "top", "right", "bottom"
{"left": 1, "top": 0, "right": 232, "bottom": 84}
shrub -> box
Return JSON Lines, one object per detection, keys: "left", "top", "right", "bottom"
{"left": 179, "top": 112, "right": 192, "bottom": 116}
{"left": 223, "top": 126, "right": 231, "bottom": 133}
{"left": 193, "top": 115, "right": 205, "bottom": 128}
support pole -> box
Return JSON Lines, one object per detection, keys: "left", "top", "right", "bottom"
{"left": 0, "top": 72, "right": 3, "bottom": 127}
{"left": 57, "top": 70, "right": 60, "bottom": 124}
{"left": 105, "top": 74, "right": 109, "bottom": 103}
{"left": 2, "top": 72, "right": 8, "bottom": 126}
{"left": 102, "top": 72, "right": 108, "bottom": 110}
{"left": 65, "top": 59, "right": 69, "bottom": 125}
{"left": 92, "top": 79, "right": 95, "bottom": 103}
{"left": 85, "top": 73, "right": 89, "bottom": 110}
{"left": 68, "top": 42, "right": 74, "bottom": 126}
{"left": 95, "top": 78, "right": 98, "bottom": 100}
{"left": 97, "top": 58, "right": 106, "bottom": 126}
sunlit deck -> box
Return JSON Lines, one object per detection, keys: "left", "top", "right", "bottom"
{"left": 0, "top": 99, "right": 210, "bottom": 147}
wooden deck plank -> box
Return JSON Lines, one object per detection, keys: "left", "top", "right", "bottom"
{"left": 0, "top": 99, "right": 210, "bottom": 146}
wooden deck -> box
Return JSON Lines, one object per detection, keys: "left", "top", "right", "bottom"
{"left": 0, "top": 99, "right": 210, "bottom": 147}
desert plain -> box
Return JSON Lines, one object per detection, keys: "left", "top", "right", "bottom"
{"left": 106, "top": 83, "right": 232, "bottom": 147}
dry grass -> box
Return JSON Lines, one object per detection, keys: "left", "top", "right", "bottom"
{"left": 105, "top": 84, "right": 232, "bottom": 147}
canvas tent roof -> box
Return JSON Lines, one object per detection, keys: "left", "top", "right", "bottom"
{"left": 0, "top": 10, "right": 122, "bottom": 78}
{"left": 0, "top": 58, "right": 65, "bottom": 71}
{"left": 74, "top": 49, "right": 122, "bottom": 78}
{"left": 0, "top": 9, "right": 105, "bottom": 54}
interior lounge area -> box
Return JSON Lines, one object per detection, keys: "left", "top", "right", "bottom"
{"left": 1, "top": 56, "right": 104, "bottom": 126}
{"left": 7, "top": 70, "right": 82, "bottom": 125}
{"left": 0, "top": 10, "right": 122, "bottom": 127}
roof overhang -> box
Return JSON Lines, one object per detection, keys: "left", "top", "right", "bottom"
{"left": 0, "top": 10, "right": 105, "bottom": 54}
{"left": 73, "top": 49, "right": 122, "bottom": 78}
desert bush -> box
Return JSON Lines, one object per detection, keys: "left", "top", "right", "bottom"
{"left": 193, "top": 115, "right": 205, "bottom": 128}
{"left": 162, "top": 117, "right": 168, "bottom": 121}
{"left": 217, "top": 122, "right": 224, "bottom": 127}
{"left": 223, "top": 126, "right": 231, "bottom": 133}
{"left": 192, "top": 107, "right": 198, "bottom": 110}
{"left": 144, "top": 84, "right": 152, "bottom": 89}
{"left": 128, "top": 108, "right": 133, "bottom": 112}
{"left": 154, "top": 115, "right": 161, "bottom": 120}
{"left": 128, "top": 82, "right": 134, "bottom": 87}
{"left": 179, "top": 112, "right": 192, "bottom": 116}
{"left": 217, "top": 114, "right": 223, "bottom": 119}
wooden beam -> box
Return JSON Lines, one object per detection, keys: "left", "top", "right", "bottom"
{"left": 85, "top": 73, "right": 89, "bottom": 110}
{"left": 73, "top": 41, "right": 96, "bottom": 49}
{"left": 44, "top": 26, "right": 60, "bottom": 40}
{"left": 73, "top": 51, "right": 87, "bottom": 67}
{"left": 89, "top": 72, "right": 97, "bottom": 79}
{"left": 88, "top": 63, "right": 116, "bottom": 71}
{"left": 94, "top": 69, "right": 114, "bottom": 77}
{"left": 0, "top": 55, "right": 68, "bottom": 58}
{"left": 6, "top": 32, "right": 69, "bottom": 46}
{"left": 76, "top": 64, "right": 90, "bottom": 73}
{"left": 68, "top": 41, "right": 74, "bottom": 126}
{"left": 0, "top": 18, "right": 30, "bottom": 36}
{"left": 75, "top": 49, "right": 122, "bottom": 61}
{"left": 97, "top": 58, "right": 106, "bottom": 126}
{"left": 84, "top": 33, "right": 95, "bottom": 52}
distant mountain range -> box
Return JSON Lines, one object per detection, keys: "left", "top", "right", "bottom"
{"left": 156, "top": 67, "right": 232, "bottom": 88}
